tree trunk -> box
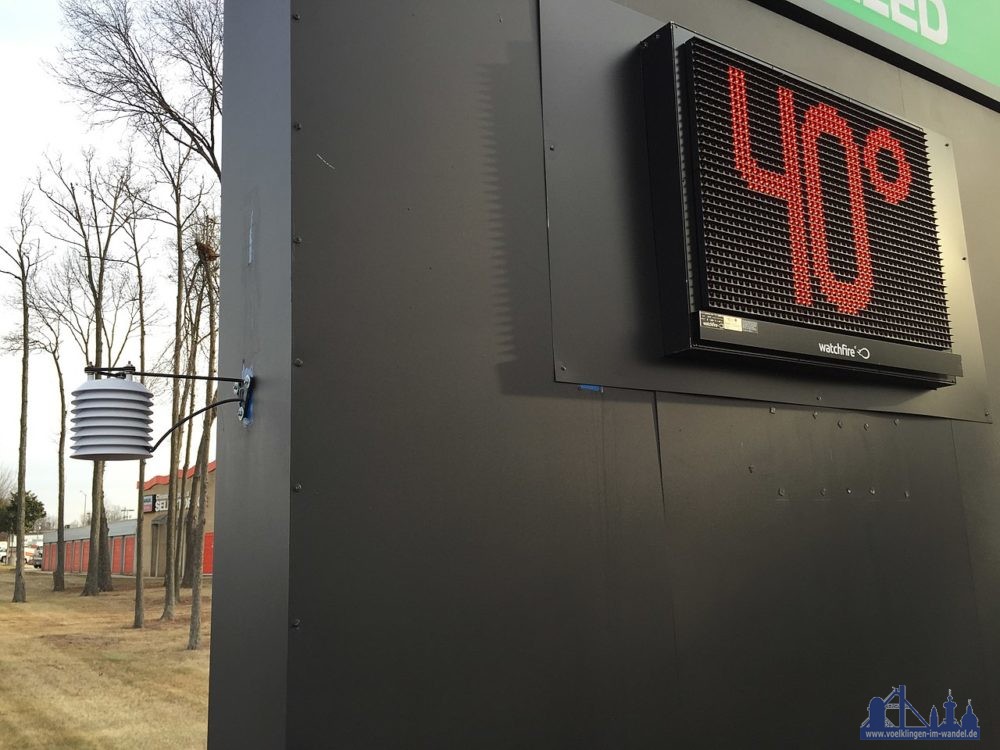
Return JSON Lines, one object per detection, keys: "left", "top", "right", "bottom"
{"left": 175, "top": 488, "right": 186, "bottom": 593}
{"left": 98, "top": 505, "right": 113, "bottom": 591}
{"left": 134, "top": 460, "right": 146, "bottom": 628}
{"left": 187, "top": 429, "right": 210, "bottom": 649}
{"left": 178, "top": 290, "right": 201, "bottom": 591}
{"left": 133, "top": 233, "right": 148, "bottom": 627}
{"left": 82, "top": 262, "right": 105, "bottom": 597}
{"left": 177, "top": 378, "right": 195, "bottom": 592}
{"left": 188, "top": 266, "right": 217, "bottom": 650}
{"left": 181, "top": 497, "right": 196, "bottom": 587}
{"left": 181, "top": 384, "right": 198, "bottom": 589}
{"left": 12, "top": 280, "right": 29, "bottom": 603}
{"left": 161, "top": 439, "right": 178, "bottom": 619}
{"left": 161, "top": 192, "right": 185, "bottom": 621}
{"left": 82, "top": 460, "right": 103, "bottom": 596}
{"left": 53, "top": 353, "right": 66, "bottom": 592}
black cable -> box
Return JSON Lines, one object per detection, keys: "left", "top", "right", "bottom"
{"left": 150, "top": 398, "right": 242, "bottom": 454}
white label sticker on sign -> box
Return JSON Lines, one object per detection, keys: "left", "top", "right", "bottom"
{"left": 699, "top": 311, "right": 758, "bottom": 334}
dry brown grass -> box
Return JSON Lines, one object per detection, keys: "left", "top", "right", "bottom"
{"left": 0, "top": 566, "right": 210, "bottom": 749}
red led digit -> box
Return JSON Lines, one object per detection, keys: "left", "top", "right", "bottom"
{"left": 800, "top": 103, "right": 873, "bottom": 316}
{"left": 864, "top": 127, "right": 911, "bottom": 204}
{"left": 728, "top": 66, "right": 812, "bottom": 307}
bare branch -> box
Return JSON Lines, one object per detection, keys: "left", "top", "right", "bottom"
{"left": 36, "top": 152, "right": 140, "bottom": 367}
{"left": 53, "top": 0, "right": 222, "bottom": 178}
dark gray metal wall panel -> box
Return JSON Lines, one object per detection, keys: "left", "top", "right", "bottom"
{"left": 541, "top": 0, "right": 989, "bottom": 421}
{"left": 211, "top": 0, "right": 1000, "bottom": 747}
{"left": 210, "top": 1, "right": 292, "bottom": 747}
{"left": 896, "top": 70, "right": 1000, "bottom": 384}
{"left": 288, "top": 2, "right": 671, "bottom": 746}
{"left": 951, "top": 422, "right": 1000, "bottom": 734}
{"left": 656, "top": 393, "right": 989, "bottom": 748}
{"left": 897, "top": 75, "right": 1000, "bottom": 731}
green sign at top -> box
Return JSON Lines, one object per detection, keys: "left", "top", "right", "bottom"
{"left": 823, "top": 0, "right": 1000, "bottom": 88}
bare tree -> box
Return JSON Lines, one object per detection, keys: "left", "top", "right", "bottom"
{"left": 37, "top": 151, "right": 140, "bottom": 596}
{"left": 0, "top": 467, "right": 14, "bottom": 505}
{"left": 53, "top": 0, "right": 223, "bottom": 629}
{"left": 0, "top": 467, "right": 16, "bottom": 557}
{"left": 0, "top": 192, "right": 43, "bottom": 603}
{"left": 177, "top": 373, "right": 197, "bottom": 589}
{"left": 120, "top": 199, "right": 155, "bottom": 627}
{"left": 159, "top": 145, "right": 188, "bottom": 620}
{"left": 135, "top": 134, "right": 210, "bottom": 620}
{"left": 178, "top": 250, "right": 209, "bottom": 590}
{"left": 103, "top": 505, "right": 133, "bottom": 521}
{"left": 54, "top": 0, "right": 223, "bottom": 179}
{"left": 187, "top": 214, "right": 218, "bottom": 650}
{"left": 27, "top": 288, "right": 68, "bottom": 591}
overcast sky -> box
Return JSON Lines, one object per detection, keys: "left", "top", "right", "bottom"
{"left": 0, "top": 1, "right": 193, "bottom": 525}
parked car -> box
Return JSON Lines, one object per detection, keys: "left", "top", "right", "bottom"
{"left": 31, "top": 548, "right": 43, "bottom": 569}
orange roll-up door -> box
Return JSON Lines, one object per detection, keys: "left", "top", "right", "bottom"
{"left": 203, "top": 532, "right": 215, "bottom": 575}
{"left": 112, "top": 537, "right": 123, "bottom": 574}
{"left": 124, "top": 536, "right": 135, "bottom": 576}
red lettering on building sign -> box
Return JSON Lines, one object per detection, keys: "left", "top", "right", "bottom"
{"left": 864, "top": 127, "right": 912, "bottom": 205}
{"left": 728, "top": 67, "right": 812, "bottom": 308}
{"left": 800, "top": 103, "right": 872, "bottom": 316}
{"left": 727, "top": 65, "right": 914, "bottom": 316}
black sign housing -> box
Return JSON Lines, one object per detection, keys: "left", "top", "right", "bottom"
{"left": 641, "top": 25, "right": 961, "bottom": 386}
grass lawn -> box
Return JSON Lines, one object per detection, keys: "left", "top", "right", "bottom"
{"left": 0, "top": 566, "right": 210, "bottom": 749}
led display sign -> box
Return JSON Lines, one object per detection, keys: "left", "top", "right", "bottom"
{"left": 641, "top": 26, "right": 961, "bottom": 385}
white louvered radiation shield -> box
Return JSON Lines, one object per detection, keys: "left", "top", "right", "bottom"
{"left": 70, "top": 374, "right": 154, "bottom": 461}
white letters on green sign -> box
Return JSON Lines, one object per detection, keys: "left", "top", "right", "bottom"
{"left": 855, "top": 0, "right": 947, "bottom": 43}
{"left": 890, "top": 0, "right": 917, "bottom": 33}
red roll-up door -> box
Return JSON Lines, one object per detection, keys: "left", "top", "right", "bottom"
{"left": 81, "top": 541, "right": 90, "bottom": 572}
{"left": 203, "top": 532, "right": 215, "bottom": 575}
{"left": 71, "top": 541, "right": 80, "bottom": 573}
{"left": 112, "top": 537, "right": 123, "bottom": 574}
{"left": 123, "top": 536, "right": 135, "bottom": 576}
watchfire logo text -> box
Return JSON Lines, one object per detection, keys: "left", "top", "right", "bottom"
{"left": 818, "top": 342, "right": 871, "bottom": 360}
